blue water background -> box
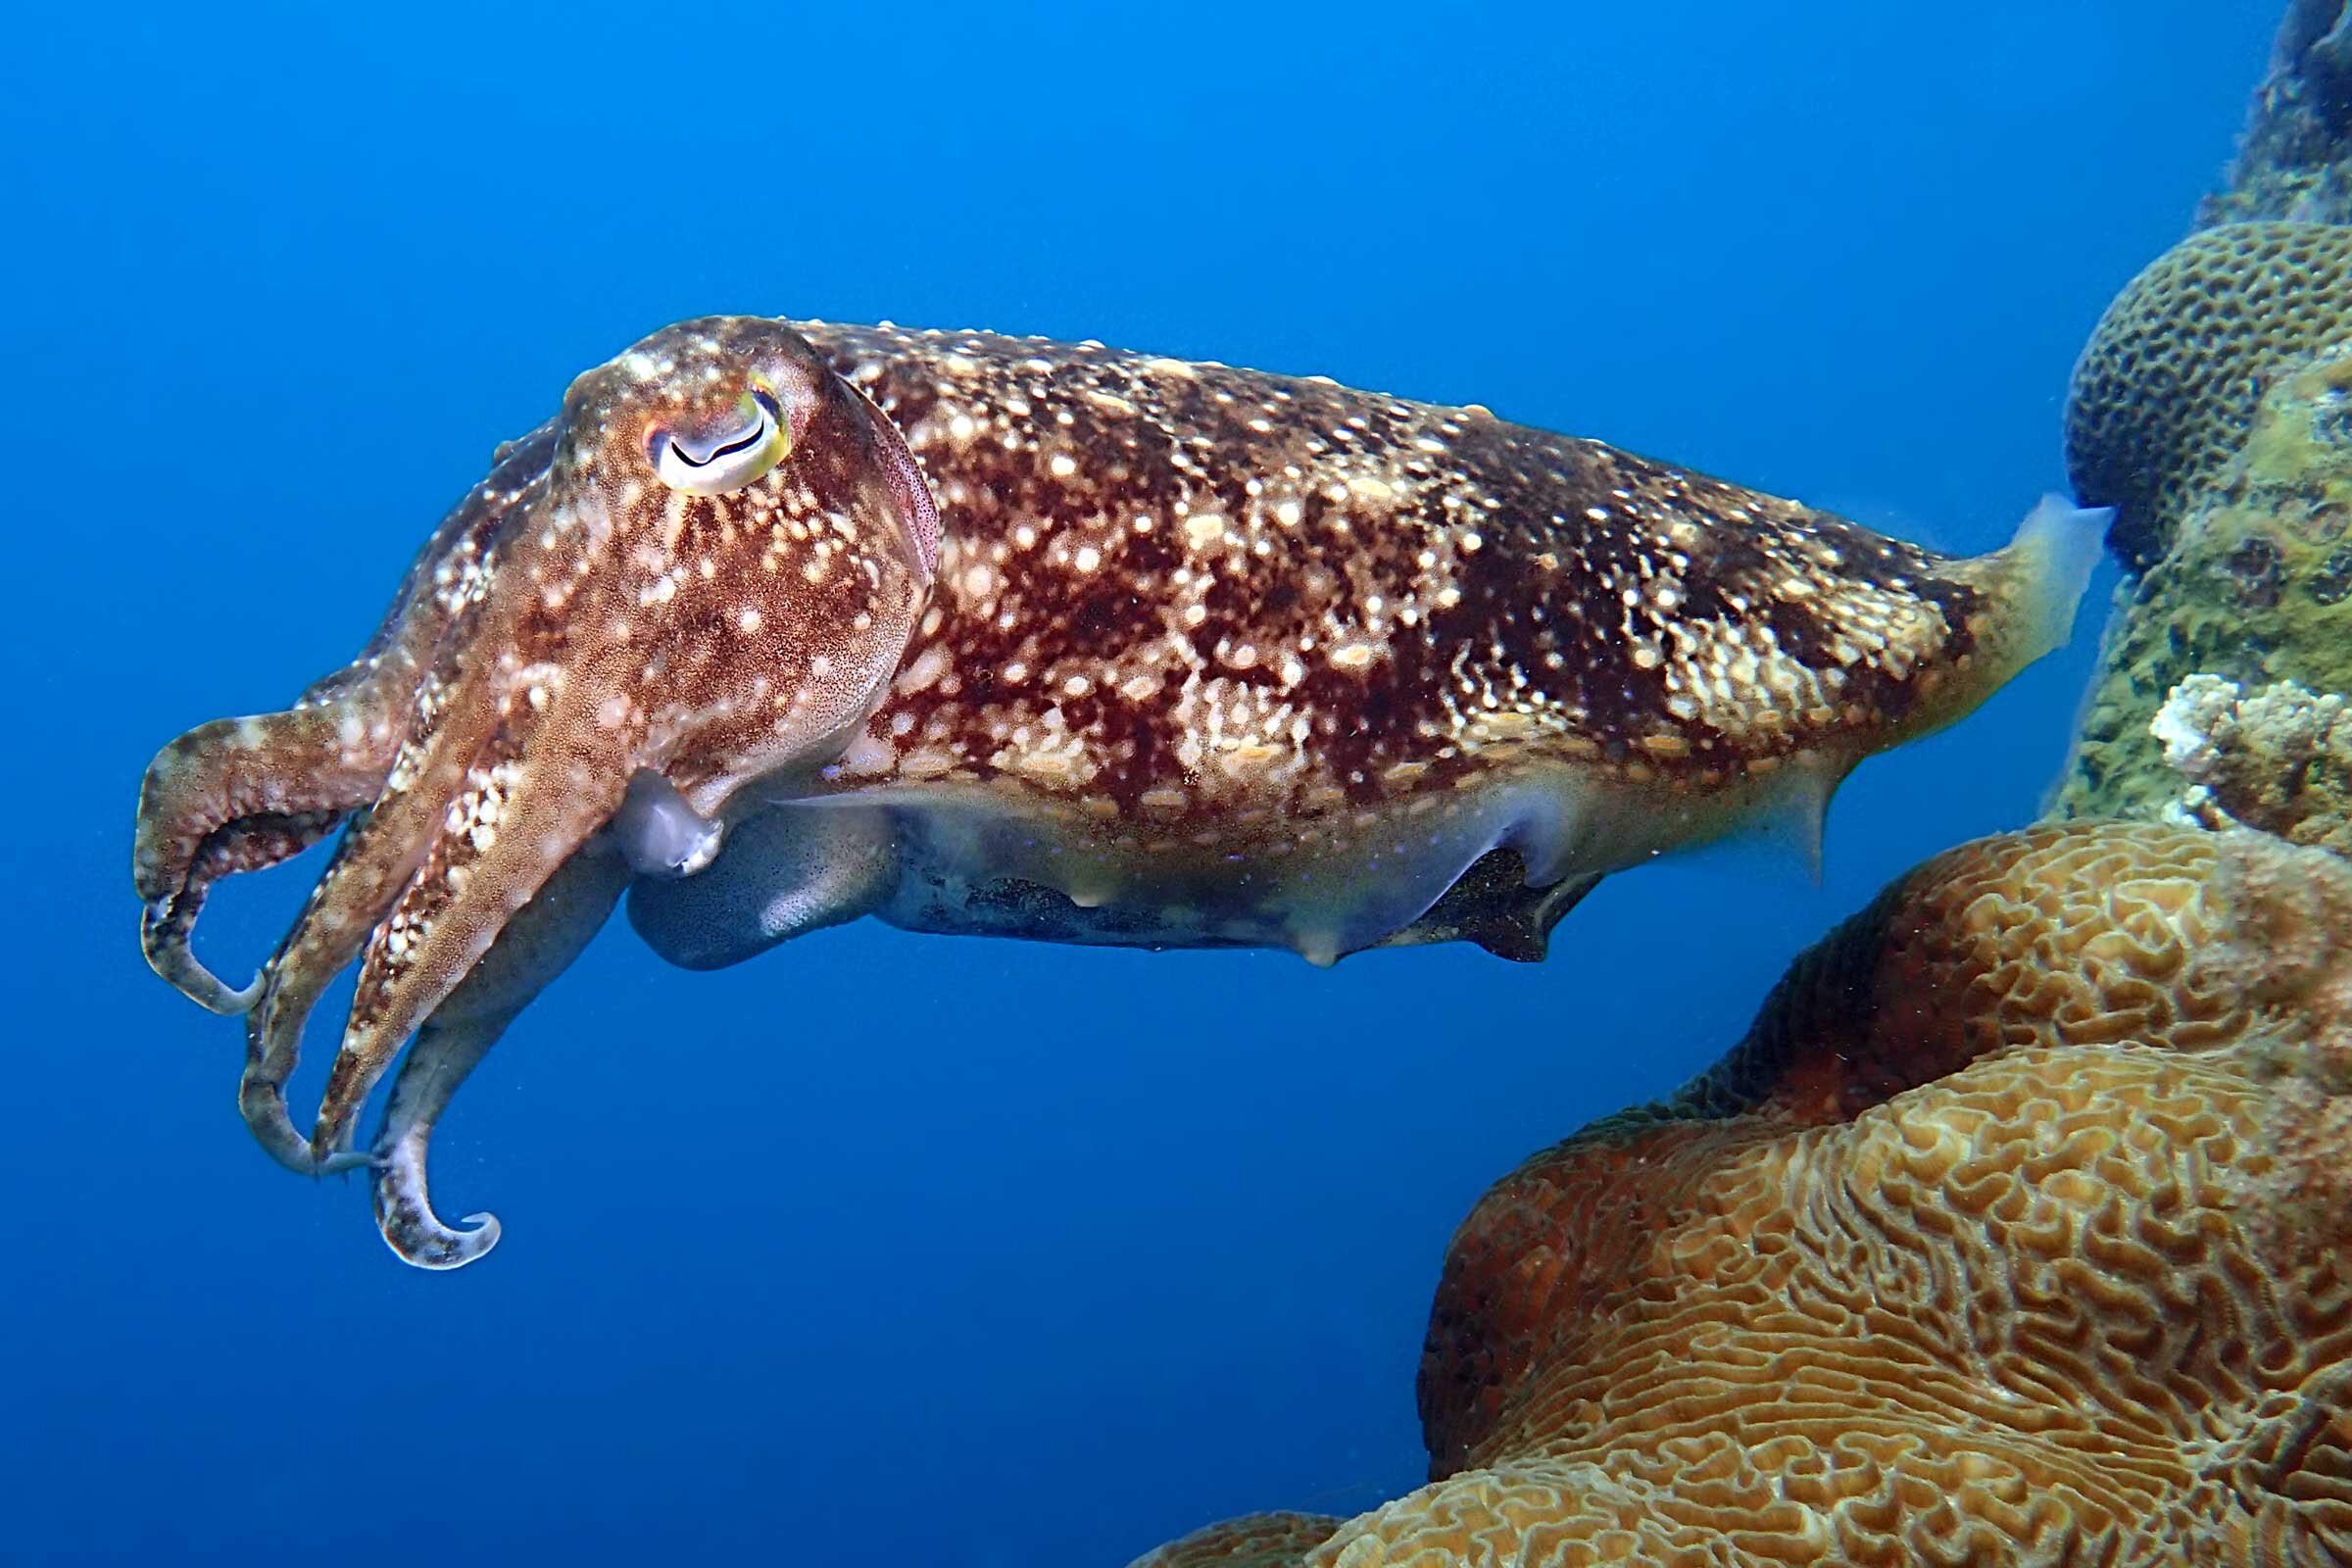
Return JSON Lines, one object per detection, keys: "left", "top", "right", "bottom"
{"left": 4, "top": 4, "right": 2273, "bottom": 1561}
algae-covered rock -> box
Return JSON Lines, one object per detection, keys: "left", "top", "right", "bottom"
{"left": 1123, "top": 1514, "right": 1344, "bottom": 1568}
{"left": 2058, "top": 323, "right": 2352, "bottom": 821}
{"left": 2202, "top": 0, "right": 2352, "bottom": 228}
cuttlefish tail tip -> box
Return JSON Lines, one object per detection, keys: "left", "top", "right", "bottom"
{"left": 2002, "top": 492, "right": 2114, "bottom": 659}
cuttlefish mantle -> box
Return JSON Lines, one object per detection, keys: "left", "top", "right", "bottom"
{"left": 133, "top": 314, "right": 2107, "bottom": 1267}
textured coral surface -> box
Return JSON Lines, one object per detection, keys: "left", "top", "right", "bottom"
{"left": 1126, "top": 1513, "right": 1344, "bottom": 1568}
{"left": 2156, "top": 673, "right": 2352, "bottom": 854}
{"left": 1140, "top": 824, "right": 2352, "bottom": 1566}
{"left": 2064, "top": 220, "right": 2352, "bottom": 570}
{"left": 2059, "top": 222, "right": 2352, "bottom": 821}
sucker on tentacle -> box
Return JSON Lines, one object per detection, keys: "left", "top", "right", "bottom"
{"left": 134, "top": 314, "right": 2100, "bottom": 1267}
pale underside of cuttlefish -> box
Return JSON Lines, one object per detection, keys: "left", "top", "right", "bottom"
{"left": 133, "top": 316, "right": 2107, "bottom": 1268}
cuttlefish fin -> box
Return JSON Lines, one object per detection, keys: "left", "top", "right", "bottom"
{"left": 1465, "top": 871, "right": 1604, "bottom": 962}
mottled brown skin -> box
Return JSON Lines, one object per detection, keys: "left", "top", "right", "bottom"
{"left": 810, "top": 324, "right": 2017, "bottom": 818}
{"left": 134, "top": 316, "right": 2088, "bottom": 1266}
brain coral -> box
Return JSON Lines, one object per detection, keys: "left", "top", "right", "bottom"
{"left": 1138, "top": 822, "right": 2352, "bottom": 1566}
{"left": 2065, "top": 220, "right": 2352, "bottom": 569}
{"left": 2057, "top": 225, "right": 2352, "bottom": 822}
{"left": 1125, "top": 1513, "right": 1344, "bottom": 1568}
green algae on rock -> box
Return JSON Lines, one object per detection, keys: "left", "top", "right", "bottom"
{"left": 2058, "top": 243, "right": 2352, "bottom": 821}
{"left": 1124, "top": 1513, "right": 1344, "bottom": 1568}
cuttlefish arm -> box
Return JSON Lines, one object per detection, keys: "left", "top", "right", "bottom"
{"left": 230, "top": 319, "right": 937, "bottom": 1252}
{"left": 370, "top": 836, "right": 634, "bottom": 1266}
{"left": 133, "top": 422, "right": 559, "bottom": 1011}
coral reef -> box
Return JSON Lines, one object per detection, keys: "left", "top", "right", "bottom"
{"left": 2201, "top": 1, "right": 2352, "bottom": 227}
{"left": 2155, "top": 673, "right": 2352, "bottom": 853}
{"left": 2062, "top": 221, "right": 2352, "bottom": 571}
{"left": 2058, "top": 224, "right": 2352, "bottom": 820}
{"left": 1126, "top": 1514, "right": 1343, "bottom": 1568}
{"left": 1136, "top": 824, "right": 2352, "bottom": 1566}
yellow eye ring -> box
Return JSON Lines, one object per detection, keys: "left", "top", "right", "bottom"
{"left": 653, "top": 388, "right": 790, "bottom": 496}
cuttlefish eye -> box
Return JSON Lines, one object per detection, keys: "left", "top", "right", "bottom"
{"left": 651, "top": 387, "right": 789, "bottom": 496}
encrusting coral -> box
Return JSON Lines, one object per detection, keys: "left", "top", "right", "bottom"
{"left": 2058, "top": 222, "right": 2352, "bottom": 823}
{"left": 1132, "top": 825, "right": 2352, "bottom": 1567}
{"left": 1125, "top": 9, "right": 2352, "bottom": 1564}
{"left": 2155, "top": 673, "right": 2352, "bottom": 855}
{"left": 1405, "top": 824, "right": 2352, "bottom": 1566}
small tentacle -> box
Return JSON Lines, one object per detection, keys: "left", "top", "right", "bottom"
{"left": 136, "top": 710, "right": 404, "bottom": 1010}
{"left": 141, "top": 808, "right": 346, "bottom": 1012}
{"left": 370, "top": 844, "right": 629, "bottom": 1269}
{"left": 310, "top": 726, "right": 632, "bottom": 1163}
{"left": 135, "top": 421, "right": 559, "bottom": 1016}
{"left": 239, "top": 662, "right": 515, "bottom": 1170}
{"left": 372, "top": 1002, "right": 510, "bottom": 1267}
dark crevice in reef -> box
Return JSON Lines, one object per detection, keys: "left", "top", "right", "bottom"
{"left": 2205, "top": 0, "right": 2352, "bottom": 224}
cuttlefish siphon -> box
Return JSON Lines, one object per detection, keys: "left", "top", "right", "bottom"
{"left": 133, "top": 316, "right": 2107, "bottom": 1267}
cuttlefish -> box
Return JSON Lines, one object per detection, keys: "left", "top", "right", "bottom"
{"left": 133, "top": 317, "right": 2106, "bottom": 1268}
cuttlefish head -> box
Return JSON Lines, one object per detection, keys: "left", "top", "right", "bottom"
{"left": 541, "top": 315, "right": 939, "bottom": 800}
{"left": 232, "top": 316, "right": 940, "bottom": 1212}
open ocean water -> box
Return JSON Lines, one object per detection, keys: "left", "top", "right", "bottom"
{"left": 1, "top": 4, "right": 2281, "bottom": 1562}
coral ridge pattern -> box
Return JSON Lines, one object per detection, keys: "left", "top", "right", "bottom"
{"left": 1138, "top": 825, "right": 2352, "bottom": 1566}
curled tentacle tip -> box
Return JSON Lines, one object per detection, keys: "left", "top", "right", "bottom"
{"left": 140, "top": 910, "right": 261, "bottom": 1016}
{"left": 372, "top": 1131, "right": 504, "bottom": 1268}
{"left": 315, "top": 1150, "right": 374, "bottom": 1177}
{"left": 377, "top": 1208, "right": 503, "bottom": 1271}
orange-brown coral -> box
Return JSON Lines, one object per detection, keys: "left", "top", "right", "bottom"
{"left": 1141, "top": 822, "right": 2352, "bottom": 1566}
{"left": 1125, "top": 1513, "right": 1344, "bottom": 1568}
